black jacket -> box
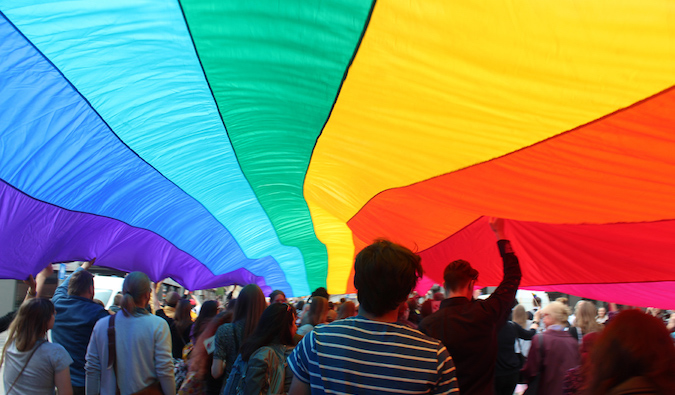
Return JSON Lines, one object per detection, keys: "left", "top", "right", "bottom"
{"left": 419, "top": 240, "right": 521, "bottom": 395}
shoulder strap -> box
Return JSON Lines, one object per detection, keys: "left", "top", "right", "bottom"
{"left": 107, "top": 314, "right": 121, "bottom": 395}
{"left": 537, "top": 333, "right": 544, "bottom": 373}
{"left": 7, "top": 339, "right": 46, "bottom": 394}
{"left": 107, "top": 314, "right": 116, "bottom": 369}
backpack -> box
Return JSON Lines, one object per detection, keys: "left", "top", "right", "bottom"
{"left": 221, "top": 345, "right": 289, "bottom": 395}
{"left": 222, "top": 354, "right": 247, "bottom": 395}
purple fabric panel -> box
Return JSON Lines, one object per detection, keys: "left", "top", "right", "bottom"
{"left": 0, "top": 179, "right": 270, "bottom": 293}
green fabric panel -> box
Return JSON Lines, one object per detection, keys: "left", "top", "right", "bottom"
{"left": 180, "top": 0, "right": 374, "bottom": 292}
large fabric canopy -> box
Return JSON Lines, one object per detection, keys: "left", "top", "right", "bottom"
{"left": 1, "top": 1, "right": 674, "bottom": 308}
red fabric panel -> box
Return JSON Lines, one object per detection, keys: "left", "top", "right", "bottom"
{"left": 414, "top": 217, "right": 675, "bottom": 308}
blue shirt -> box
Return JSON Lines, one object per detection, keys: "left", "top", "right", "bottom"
{"left": 51, "top": 267, "right": 109, "bottom": 387}
{"left": 288, "top": 316, "right": 458, "bottom": 394}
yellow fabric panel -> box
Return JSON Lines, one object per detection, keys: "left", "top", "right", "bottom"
{"left": 305, "top": 0, "right": 675, "bottom": 293}
{"left": 308, "top": 203, "right": 355, "bottom": 293}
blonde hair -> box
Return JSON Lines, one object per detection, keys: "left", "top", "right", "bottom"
{"left": 0, "top": 298, "right": 54, "bottom": 369}
{"left": 541, "top": 301, "right": 571, "bottom": 325}
{"left": 573, "top": 301, "right": 603, "bottom": 334}
{"left": 512, "top": 304, "right": 528, "bottom": 328}
{"left": 121, "top": 271, "right": 152, "bottom": 317}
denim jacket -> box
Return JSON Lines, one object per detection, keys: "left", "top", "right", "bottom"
{"left": 52, "top": 267, "right": 109, "bottom": 387}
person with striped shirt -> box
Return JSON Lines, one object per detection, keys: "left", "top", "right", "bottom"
{"left": 288, "top": 240, "right": 458, "bottom": 394}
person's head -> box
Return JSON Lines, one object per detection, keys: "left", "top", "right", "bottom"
{"left": 302, "top": 296, "right": 328, "bottom": 327}
{"left": 233, "top": 284, "right": 267, "bottom": 340}
{"left": 407, "top": 298, "right": 419, "bottom": 310}
{"left": 397, "top": 301, "right": 410, "bottom": 321}
{"left": 120, "top": 271, "right": 152, "bottom": 317}
{"left": 113, "top": 293, "right": 123, "bottom": 307}
{"left": 2, "top": 298, "right": 55, "bottom": 360}
{"left": 337, "top": 301, "right": 356, "bottom": 320}
{"left": 240, "top": 303, "right": 297, "bottom": 362}
{"left": 295, "top": 300, "right": 305, "bottom": 312}
{"left": 540, "top": 301, "right": 571, "bottom": 326}
{"left": 193, "top": 300, "right": 219, "bottom": 340}
{"left": 597, "top": 307, "right": 607, "bottom": 318}
{"left": 646, "top": 307, "right": 662, "bottom": 317}
{"left": 269, "top": 289, "right": 287, "bottom": 304}
{"left": 580, "top": 331, "right": 600, "bottom": 362}
{"left": 512, "top": 304, "right": 528, "bottom": 328}
{"left": 555, "top": 297, "right": 569, "bottom": 306}
{"left": 353, "top": 239, "right": 423, "bottom": 317}
{"left": 533, "top": 295, "right": 542, "bottom": 308}
{"left": 589, "top": 310, "right": 675, "bottom": 393}
{"left": 443, "top": 259, "right": 478, "bottom": 297}
{"left": 174, "top": 299, "right": 193, "bottom": 332}
{"left": 574, "top": 300, "right": 602, "bottom": 334}
{"left": 191, "top": 310, "right": 233, "bottom": 378}
{"left": 311, "top": 287, "right": 329, "bottom": 300}
{"left": 68, "top": 269, "right": 95, "bottom": 298}
{"left": 165, "top": 291, "right": 180, "bottom": 308}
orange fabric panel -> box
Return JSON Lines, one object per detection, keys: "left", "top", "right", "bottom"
{"left": 347, "top": 87, "right": 675, "bottom": 255}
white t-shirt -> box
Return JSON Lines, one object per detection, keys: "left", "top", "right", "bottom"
{"left": 3, "top": 340, "right": 72, "bottom": 395}
{"left": 296, "top": 324, "right": 315, "bottom": 337}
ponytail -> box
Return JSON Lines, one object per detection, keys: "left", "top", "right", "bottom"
{"left": 121, "top": 272, "right": 151, "bottom": 317}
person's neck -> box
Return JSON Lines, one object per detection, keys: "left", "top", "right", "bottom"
{"left": 359, "top": 307, "right": 398, "bottom": 323}
{"left": 447, "top": 288, "right": 472, "bottom": 299}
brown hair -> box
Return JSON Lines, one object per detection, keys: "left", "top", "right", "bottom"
{"left": 68, "top": 269, "right": 94, "bottom": 296}
{"left": 165, "top": 291, "right": 180, "bottom": 308}
{"left": 1, "top": 298, "right": 54, "bottom": 369}
{"left": 174, "top": 299, "right": 194, "bottom": 335}
{"left": 268, "top": 290, "right": 286, "bottom": 303}
{"left": 589, "top": 309, "right": 675, "bottom": 394}
{"left": 233, "top": 284, "right": 267, "bottom": 341}
{"left": 337, "top": 301, "right": 356, "bottom": 320}
{"left": 121, "top": 271, "right": 151, "bottom": 317}
{"left": 512, "top": 304, "right": 528, "bottom": 328}
{"left": 301, "top": 296, "right": 328, "bottom": 327}
{"left": 189, "top": 311, "right": 231, "bottom": 379}
{"left": 240, "top": 303, "right": 296, "bottom": 362}
{"left": 443, "top": 259, "right": 478, "bottom": 293}
{"left": 573, "top": 300, "right": 603, "bottom": 335}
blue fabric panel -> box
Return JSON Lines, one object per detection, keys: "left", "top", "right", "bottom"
{"left": 1, "top": 0, "right": 309, "bottom": 296}
{"left": 0, "top": 12, "right": 292, "bottom": 294}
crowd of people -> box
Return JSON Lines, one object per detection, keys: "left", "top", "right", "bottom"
{"left": 2, "top": 218, "right": 675, "bottom": 394}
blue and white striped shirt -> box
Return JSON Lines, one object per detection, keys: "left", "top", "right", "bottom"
{"left": 288, "top": 316, "right": 458, "bottom": 394}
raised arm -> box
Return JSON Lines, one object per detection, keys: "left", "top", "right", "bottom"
{"left": 35, "top": 263, "right": 53, "bottom": 298}
{"left": 486, "top": 218, "right": 522, "bottom": 324}
{"left": 53, "top": 258, "right": 95, "bottom": 302}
